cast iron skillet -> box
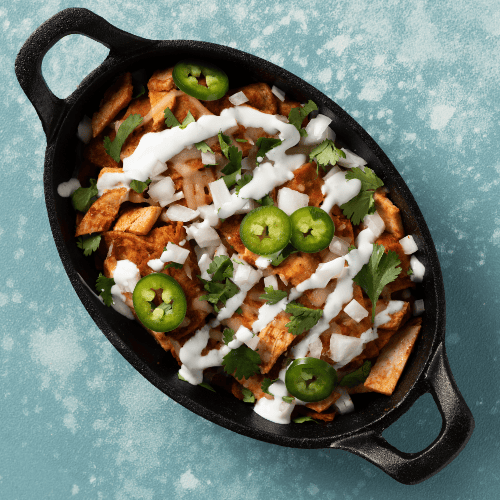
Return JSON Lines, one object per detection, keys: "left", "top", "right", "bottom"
{"left": 15, "top": 8, "right": 474, "bottom": 485}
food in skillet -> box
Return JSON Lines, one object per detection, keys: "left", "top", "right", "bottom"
{"left": 62, "top": 60, "right": 426, "bottom": 424}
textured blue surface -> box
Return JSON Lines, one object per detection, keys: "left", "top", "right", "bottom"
{"left": 2, "top": 1, "right": 499, "bottom": 498}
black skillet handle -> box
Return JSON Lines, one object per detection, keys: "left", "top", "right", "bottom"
{"left": 14, "top": 7, "right": 151, "bottom": 139}
{"left": 333, "top": 343, "right": 474, "bottom": 485}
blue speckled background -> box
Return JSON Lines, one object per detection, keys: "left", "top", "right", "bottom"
{"left": 2, "top": 1, "right": 499, "bottom": 498}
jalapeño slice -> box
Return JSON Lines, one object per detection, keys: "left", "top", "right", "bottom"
{"left": 172, "top": 60, "right": 229, "bottom": 101}
{"left": 285, "top": 358, "right": 337, "bottom": 402}
{"left": 289, "top": 206, "right": 334, "bottom": 253}
{"left": 240, "top": 206, "right": 291, "bottom": 256}
{"left": 132, "top": 273, "right": 187, "bottom": 332}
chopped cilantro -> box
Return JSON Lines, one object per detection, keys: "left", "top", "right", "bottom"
{"left": 271, "top": 243, "right": 297, "bottom": 266}
{"left": 309, "top": 139, "right": 346, "bottom": 173}
{"left": 340, "top": 167, "right": 384, "bottom": 225}
{"left": 207, "top": 255, "right": 234, "bottom": 281}
{"left": 235, "top": 307, "right": 243, "bottom": 315}
{"left": 348, "top": 245, "right": 356, "bottom": 253}
{"left": 339, "top": 361, "right": 372, "bottom": 387}
{"left": 293, "top": 415, "right": 319, "bottom": 424}
{"left": 199, "top": 278, "right": 239, "bottom": 313}
{"left": 259, "top": 286, "right": 287, "bottom": 305}
{"left": 235, "top": 174, "right": 253, "bottom": 194}
{"left": 195, "top": 141, "right": 214, "bottom": 154}
{"left": 353, "top": 244, "right": 401, "bottom": 322}
{"left": 236, "top": 138, "right": 248, "bottom": 143}
{"left": 255, "top": 137, "right": 282, "bottom": 162}
{"left": 130, "top": 178, "right": 151, "bottom": 193}
{"left": 95, "top": 273, "right": 114, "bottom": 307}
{"left": 104, "top": 114, "right": 143, "bottom": 162}
{"left": 285, "top": 302, "right": 323, "bottom": 335}
{"left": 256, "top": 194, "right": 274, "bottom": 206}
{"left": 222, "top": 345, "right": 261, "bottom": 380}
{"left": 223, "top": 328, "right": 236, "bottom": 345}
{"left": 76, "top": 234, "right": 101, "bottom": 256}
{"left": 282, "top": 396, "right": 295, "bottom": 404}
{"left": 164, "top": 109, "right": 195, "bottom": 129}
{"left": 179, "top": 111, "right": 195, "bottom": 129}
{"left": 221, "top": 145, "right": 243, "bottom": 189}
{"left": 242, "top": 387, "right": 255, "bottom": 403}
{"left": 288, "top": 100, "right": 318, "bottom": 137}
{"left": 71, "top": 178, "right": 98, "bottom": 213}
{"left": 133, "top": 85, "right": 145, "bottom": 99}
{"left": 164, "top": 262, "right": 183, "bottom": 270}
{"left": 407, "top": 267, "right": 413, "bottom": 276}
{"left": 261, "top": 377, "right": 279, "bottom": 395}
{"left": 218, "top": 131, "right": 232, "bottom": 158}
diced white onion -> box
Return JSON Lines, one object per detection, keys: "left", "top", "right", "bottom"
{"left": 198, "top": 204, "right": 219, "bottom": 226}
{"left": 57, "top": 178, "right": 81, "bottom": 198}
{"left": 305, "top": 114, "right": 332, "bottom": 139}
{"left": 363, "top": 211, "right": 385, "bottom": 239}
{"left": 198, "top": 253, "right": 212, "bottom": 276}
{"left": 201, "top": 151, "right": 217, "bottom": 165}
{"left": 185, "top": 220, "right": 221, "bottom": 248}
{"left": 147, "top": 258, "right": 164, "bottom": 272}
{"left": 344, "top": 299, "right": 369, "bottom": 323}
{"left": 232, "top": 262, "right": 253, "bottom": 286}
{"left": 413, "top": 299, "right": 425, "bottom": 316}
{"left": 255, "top": 256, "right": 272, "bottom": 269}
{"left": 271, "top": 85, "right": 285, "bottom": 102}
{"left": 215, "top": 244, "right": 229, "bottom": 257}
{"left": 410, "top": 255, "right": 425, "bottom": 282}
{"left": 329, "top": 334, "right": 364, "bottom": 367}
{"left": 229, "top": 91, "right": 249, "bottom": 106}
{"left": 264, "top": 275, "right": 279, "bottom": 290}
{"left": 77, "top": 115, "right": 92, "bottom": 144}
{"left": 148, "top": 177, "right": 184, "bottom": 207}
{"left": 336, "top": 148, "right": 367, "bottom": 168}
{"left": 234, "top": 198, "right": 257, "bottom": 214}
{"left": 246, "top": 335, "right": 260, "bottom": 350}
{"left": 166, "top": 204, "right": 200, "bottom": 222}
{"left": 160, "top": 242, "right": 190, "bottom": 265}
{"left": 277, "top": 187, "right": 309, "bottom": 216}
{"left": 150, "top": 160, "right": 168, "bottom": 179}
{"left": 329, "top": 236, "right": 351, "bottom": 257}
{"left": 399, "top": 235, "right": 419, "bottom": 255}
{"left": 322, "top": 165, "right": 341, "bottom": 182}
{"left": 334, "top": 387, "right": 355, "bottom": 414}
{"left": 308, "top": 337, "right": 323, "bottom": 359}
{"left": 209, "top": 178, "right": 232, "bottom": 211}
{"left": 360, "top": 328, "right": 377, "bottom": 343}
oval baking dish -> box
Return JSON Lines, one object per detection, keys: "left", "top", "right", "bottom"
{"left": 15, "top": 7, "right": 474, "bottom": 485}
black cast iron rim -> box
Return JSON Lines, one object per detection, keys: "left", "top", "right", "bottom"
{"left": 15, "top": 8, "right": 474, "bottom": 485}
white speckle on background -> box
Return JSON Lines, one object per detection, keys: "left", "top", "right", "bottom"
{"left": 307, "top": 483, "right": 319, "bottom": 495}
{"left": 358, "top": 79, "right": 388, "bottom": 101}
{"left": 0, "top": 293, "right": 8, "bottom": 307}
{"left": 430, "top": 104, "right": 455, "bottom": 130}
{"left": 71, "top": 485, "right": 79, "bottom": 495}
{"left": 317, "top": 67, "right": 332, "bottom": 84}
{"left": 179, "top": 469, "right": 200, "bottom": 491}
{"left": 318, "top": 34, "right": 351, "bottom": 56}
{"left": 2, "top": 335, "right": 14, "bottom": 351}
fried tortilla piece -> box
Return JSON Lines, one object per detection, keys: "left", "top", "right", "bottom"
{"left": 149, "top": 89, "right": 178, "bottom": 130}
{"left": 204, "top": 83, "right": 278, "bottom": 115}
{"left": 278, "top": 97, "right": 301, "bottom": 118}
{"left": 147, "top": 67, "right": 175, "bottom": 92}
{"left": 272, "top": 251, "right": 321, "bottom": 288}
{"left": 257, "top": 313, "right": 296, "bottom": 374}
{"left": 305, "top": 389, "right": 341, "bottom": 413}
{"left": 84, "top": 131, "right": 120, "bottom": 169}
{"left": 235, "top": 373, "right": 267, "bottom": 400}
{"left": 113, "top": 206, "right": 162, "bottom": 235}
{"left": 91, "top": 73, "right": 133, "bottom": 138}
{"left": 172, "top": 93, "right": 214, "bottom": 123}
{"left": 75, "top": 187, "right": 129, "bottom": 237}
{"left": 281, "top": 162, "right": 325, "bottom": 207}
{"left": 222, "top": 283, "right": 264, "bottom": 331}
{"left": 363, "top": 318, "right": 422, "bottom": 395}
{"left": 375, "top": 232, "right": 415, "bottom": 294}
{"left": 374, "top": 189, "right": 405, "bottom": 240}
{"left": 331, "top": 213, "right": 354, "bottom": 244}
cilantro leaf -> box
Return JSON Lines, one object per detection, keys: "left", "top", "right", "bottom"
{"left": 95, "top": 273, "right": 114, "bottom": 307}
{"left": 236, "top": 138, "right": 248, "bottom": 143}
{"left": 199, "top": 382, "right": 216, "bottom": 392}
{"left": 282, "top": 396, "right": 295, "bottom": 404}
{"left": 129, "top": 178, "right": 151, "bottom": 193}
{"left": 164, "top": 107, "right": 181, "bottom": 127}
{"left": 353, "top": 244, "right": 401, "bottom": 322}
{"left": 340, "top": 167, "right": 384, "bottom": 225}
{"left": 255, "top": 137, "right": 282, "bottom": 162}
{"left": 223, "top": 328, "right": 236, "bottom": 345}
{"left": 222, "top": 345, "right": 261, "bottom": 380}
{"left": 207, "top": 255, "right": 234, "bottom": 281}
{"left": 235, "top": 174, "right": 253, "bottom": 194}
{"left": 236, "top": 307, "right": 243, "bottom": 314}
{"left": 76, "top": 234, "right": 101, "bottom": 256}
{"left": 271, "top": 243, "right": 297, "bottom": 266}
{"left": 285, "top": 302, "right": 323, "bottom": 335}
{"left": 71, "top": 178, "right": 98, "bottom": 213}
{"left": 339, "top": 361, "right": 372, "bottom": 387}
{"left": 348, "top": 245, "right": 356, "bottom": 253}
{"left": 256, "top": 194, "right": 274, "bottom": 206}
{"left": 407, "top": 267, "right": 413, "bottom": 276}
{"left": 164, "top": 262, "right": 183, "bottom": 270}
{"left": 293, "top": 416, "right": 319, "bottom": 424}
{"left": 195, "top": 141, "right": 214, "bottom": 154}
{"left": 221, "top": 145, "right": 243, "bottom": 189}
{"left": 259, "top": 286, "right": 287, "bottom": 305}
{"left": 218, "top": 131, "right": 232, "bottom": 158}
{"left": 261, "top": 377, "right": 279, "bottom": 395}
{"left": 179, "top": 111, "right": 195, "bottom": 129}
{"left": 309, "top": 139, "right": 346, "bottom": 173}
{"left": 104, "top": 114, "right": 143, "bottom": 162}
{"left": 242, "top": 387, "right": 255, "bottom": 403}
{"left": 133, "top": 85, "right": 145, "bottom": 99}
{"left": 288, "top": 100, "right": 318, "bottom": 137}
{"left": 199, "top": 278, "right": 239, "bottom": 313}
